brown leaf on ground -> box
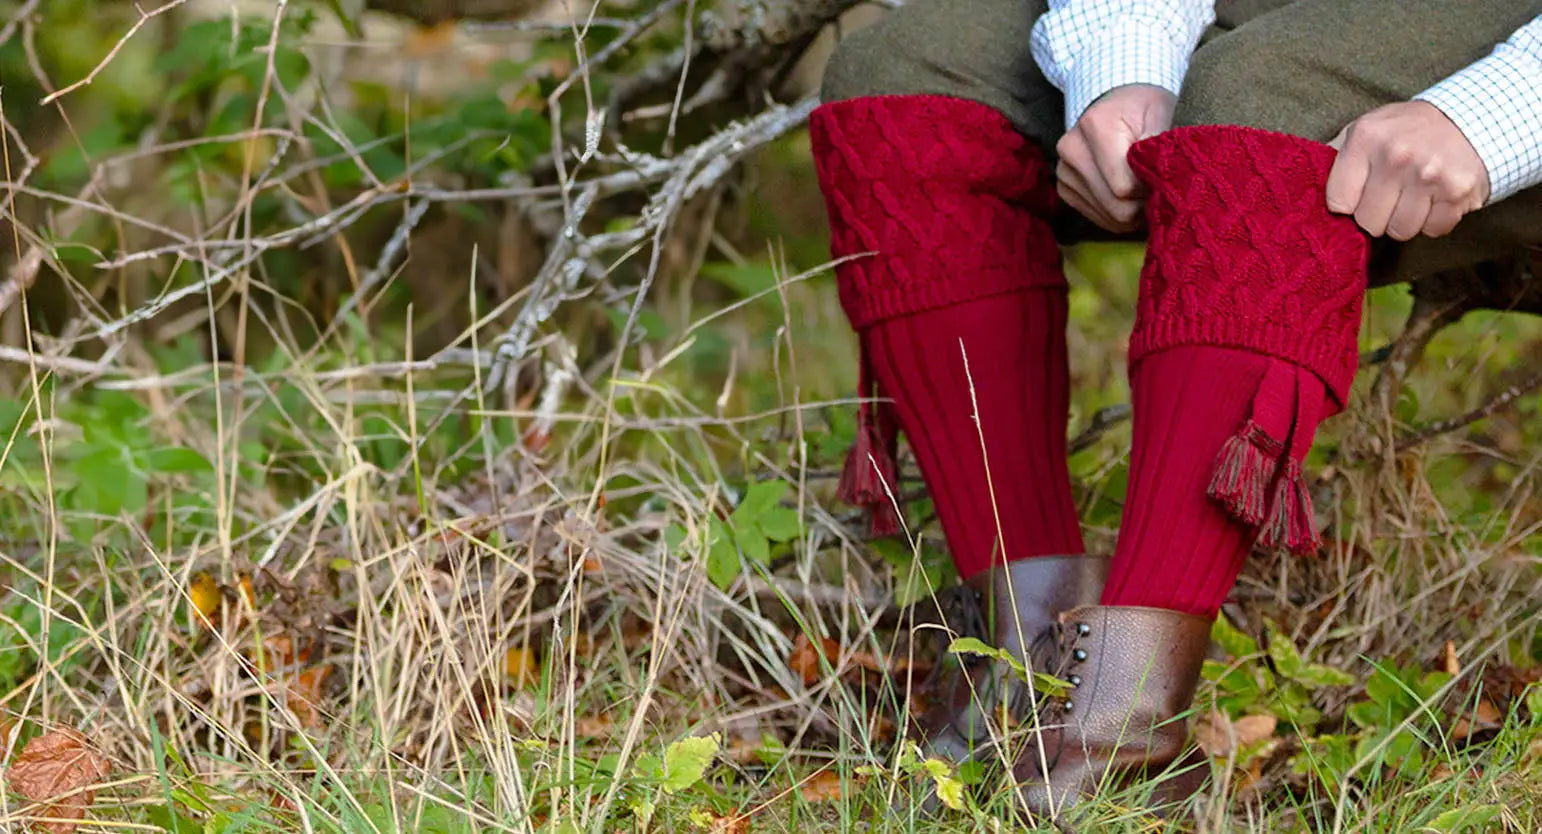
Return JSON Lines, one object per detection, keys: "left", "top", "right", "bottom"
{"left": 574, "top": 712, "right": 614, "bottom": 738}
{"left": 189, "top": 572, "right": 222, "bottom": 630}
{"left": 798, "top": 769, "right": 846, "bottom": 802}
{"left": 6, "top": 726, "right": 111, "bottom": 834}
{"left": 788, "top": 634, "right": 840, "bottom": 687}
{"left": 504, "top": 646, "right": 539, "bottom": 688}
{"left": 1451, "top": 699, "right": 1504, "bottom": 740}
{"left": 700, "top": 811, "right": 751, "bottom": 833}
{"left": 1195, "top": 712, "right": 1276, "bottom": 758}
{"left": 286, "top": 665, "right": 334, "bottom": 729}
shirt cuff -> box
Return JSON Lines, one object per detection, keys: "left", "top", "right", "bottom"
{"left": 1415, "top": 44, "right": 1542, "bottom": 204}
{"left": 1061, "top": 17, "right": 1194, "bottom": 131}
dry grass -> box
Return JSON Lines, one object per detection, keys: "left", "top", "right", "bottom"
{"left": 3, "top": 2, "right": 1542, "bottom": 832}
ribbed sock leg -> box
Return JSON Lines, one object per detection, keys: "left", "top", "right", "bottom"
{"left": 863, "top": 290, "right": 1085, "bottom": 579}
{"left": 1103, "top": 346, "right": 1291, "bottom": 617}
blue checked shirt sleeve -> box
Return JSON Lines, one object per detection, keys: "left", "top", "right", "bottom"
{"left": 1030, "top": 0, "right": 1215, "bottom": 131}
{"left": 1415, "top": 16, "right": 1542, "bottom": 204}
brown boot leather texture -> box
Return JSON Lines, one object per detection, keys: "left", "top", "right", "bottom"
{"left": 914, "top": 555, "right": 1109, "bottom": 764}
{"left": 1013, "top": 605, "right": 1212, "bottom": 822}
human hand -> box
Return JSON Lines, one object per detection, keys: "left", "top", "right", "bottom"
{"left": 1056, "top": 84, "right": 1177, "bottom": 233}
{"left": 1325, "top": 101, "right": 1490, "bottom": 240}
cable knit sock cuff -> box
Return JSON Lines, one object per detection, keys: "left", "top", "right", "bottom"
{"left": 1126, "top": 125, "right": 1369, "bottom": 408}
{"left": 809, "top": 95, "right": 1065, "bottom": 330}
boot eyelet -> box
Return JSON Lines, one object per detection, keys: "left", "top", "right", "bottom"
{"left": 1075, "top": 622, "right": 1091, "bottom": 636}
{"left": 1072, "top": 648, "right": 1088, "bottom": 663}
{"left": 1068, "top": 675, "right": 1081, "bottom": 687}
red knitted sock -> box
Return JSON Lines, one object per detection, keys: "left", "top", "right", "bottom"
{"left": 1099, "top": 126, "right": 1369, "bottom": 617}
{"left": 866, "top": 292, "right": 1085, "bottom": 579}
{"left": 811, "top": 95, "right": 1086, "bottom": 577}
{"left": 1101, "top": 347, "right": 1332, "bottom": 617}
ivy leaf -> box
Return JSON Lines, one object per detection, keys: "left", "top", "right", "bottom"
{"left": 660, "top": 734, "right": 720, "bottom": 794}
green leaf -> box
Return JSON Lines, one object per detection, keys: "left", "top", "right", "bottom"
{"left": 1293, "top": 663, "right": 1356, "bottom": 688}
{"left": 73, "top": 446, "right": 147, "bottom": 517}
{"left": 660, "top": 734, "right": 720, "bottom": 794}
{"left": 756, "top": 507, "right": 802, "bottom": 542}
{"left": 738, "top": 529, "right": 770, "bottom": 564}
{"left": 705, "top": 519, "right": 740, "bottom": 589}
{"left": 1426, "top": 804, "right": 1502, "bottom": 832}
{"left": 921, "top": 758, "right": 966, "bottom": 811}
{"left": 944, "top": 636, "right": 1067, "bottom": 694}
{"left": 143, "top": 447, "right": 213, "bottom": 474}
{"left": 1212, "top": 616, "right": 1259, "bottom": 660}
{"left": 740, "top": 480, "right": 789, "bottom": 517}
{"left": 1265, "top": 623, "right": 1306, "bottom": 680}
{"left": 144, "top": 804, "right": 201, "bottom": 833}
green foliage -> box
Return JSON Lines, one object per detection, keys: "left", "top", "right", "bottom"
{"left": 673, "top": 481, "right": 803, "bottom": 589}
{"left": 1204, "top": 617, "right": 1351, "bottom": 734}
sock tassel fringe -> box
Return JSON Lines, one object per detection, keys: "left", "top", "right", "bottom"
{"left": 838, "top": 338, "right": 901, "bottom": 537}
{"left": 1208, "top": 361, "right": 1326, "bottom": 555}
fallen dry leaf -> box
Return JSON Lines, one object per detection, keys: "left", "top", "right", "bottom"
{"left": 788, "top": 634, "right": 840, "bottom": 687}
{"left": 504, "top": 646, "right": 539, "bottom": 688}
{"left": 1195, "top": 712, "right": 1277, "bottom": 758}
{"left": 1451, "top": 699, "right": 1504, "bottom": 740}
{"left": 798, "top": 769, "right": 845, "bottom": 802}
{"left": 575, "top": 713, "right": 613, "bottom": 738}
{"left": 700, "top": 810, "right": 751, "bottom": 833}
{"left": 189, "top": 572, "right": 222, "bottom": 630}
{"left": 286, "top": 664, "right": 334, "bottom": 730}
{"left": 6, "top": 726, "right": 111, "bottom": 834}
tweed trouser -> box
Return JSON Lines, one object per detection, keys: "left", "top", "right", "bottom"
{"left": 821, "top": 0, "right": 1542, "bottom": 278}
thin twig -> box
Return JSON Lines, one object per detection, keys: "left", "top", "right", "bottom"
{"left": 40, "top": 0, "right": 195, "bottom": 104}
{"left": 1396, "top": 367, "right": 1542, "bottom": 453}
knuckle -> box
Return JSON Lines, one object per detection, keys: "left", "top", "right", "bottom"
{"left": 1383, "top": 141, "right": 1416, "bottom": 168}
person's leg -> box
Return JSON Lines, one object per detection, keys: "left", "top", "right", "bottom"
{"left": 817, "top": 0, "right": 1084, "bottom": 580}
{"left": 1018, "top": 0, "right": 1542, "bottom": 819}
{"left": 1104, "top": 0, "right": 1542, "bottom": 618}
{"left": 812, "top": 0, "right": 1102, "bottom": 763}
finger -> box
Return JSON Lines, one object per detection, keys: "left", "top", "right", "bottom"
{"left": 1421, "top": 201, "right": 1465, "bottom": 238}
{"left": 1384, "top": 189, "right": 1432, "bottom": 242}
{"left": 1059, "top": 135, "right": 1141, "bottom": 229}
{"left": 1352, "top": 164, "right": 1401, "bottom": 237}
{"left": 1086, "top": 125, "right": 1145, "bottom": 202}
{"left": 1057, "top": 163, "right": 1119, "bottom": 230}
{"left": 1325, "top": 140, "right": 1370, "bottom": 214}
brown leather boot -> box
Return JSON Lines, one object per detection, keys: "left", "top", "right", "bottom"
{"left": 1013, "top": 605, "right": 1211, "bottom": 821}
{"left": 915, "top": 556, "right": 1109, "bottom": 764}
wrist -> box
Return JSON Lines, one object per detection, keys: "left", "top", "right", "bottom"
{"left": 1063, "top": 18, "right": 1194, "bottom": 131}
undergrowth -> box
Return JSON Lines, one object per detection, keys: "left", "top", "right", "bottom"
{"left": 3, "top": 2, "right": 1541, "bottom": 832}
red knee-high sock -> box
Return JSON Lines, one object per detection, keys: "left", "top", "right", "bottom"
{"left": 1101, "top": 126, "right": 1369, "bottom": 618}
{"left": 866, "top": 292, "right": 1084, "bottom": 578}
{"left": 810, "top": 95, "right": 1085, "bottom": 579}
